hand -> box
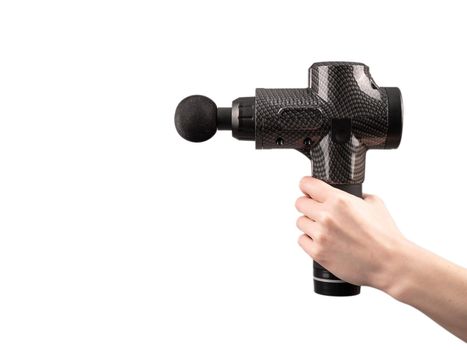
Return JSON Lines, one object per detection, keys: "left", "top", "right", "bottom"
{"left": 295, "top": 176, "right": 406, "bottom": 290}
{"left": 296, "top": 176, "right": 467, "bottom": 341}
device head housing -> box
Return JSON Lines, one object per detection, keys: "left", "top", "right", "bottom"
{"left": 175, "top": 62, "right": 403, "bottom": 184}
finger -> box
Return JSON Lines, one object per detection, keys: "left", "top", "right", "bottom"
{"left": 296, "top": 215, "right": 320, "bottom": 240}
{"left": 299, "top": 176, "right": 333, "bottom": 203}
{"left": 298, "top": 234, "right": 318, "bottom": 259}
{"left": 295, "top": 196, "right": 323, "bottom": 221}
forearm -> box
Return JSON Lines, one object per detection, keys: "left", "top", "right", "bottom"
{"left": 383, "top": 240, "right": 467, "bottom": 342}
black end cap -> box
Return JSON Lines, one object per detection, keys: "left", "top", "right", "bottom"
{"left": 313, "top": 261, "right": 361, "bottom": 296}
{"left": 314, "top": 280, "right": 361, "bottom": 297}
{"left": 384, "top": 87, "right": 403, "bottom": 149}
{"left": 174, "top": 95, "right": 217, "bottom": 142}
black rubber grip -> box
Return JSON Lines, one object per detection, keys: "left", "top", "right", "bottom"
{"left": 313, "top": 183, "right": 362, "bottom": 297}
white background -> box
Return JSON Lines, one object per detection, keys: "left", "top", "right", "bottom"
{"left": 1, "top": 0, "right": 466, "bottom": 348}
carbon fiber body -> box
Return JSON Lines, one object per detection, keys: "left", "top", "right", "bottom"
{"left": 255, "top": 62, "right": 390, "bottom": 184}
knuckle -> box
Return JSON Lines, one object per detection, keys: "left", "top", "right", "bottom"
{"left": 314, "top": 231, "right": 328, "bottom": 245}
{"left": 296, "top": 216, "right": 304, "bottom": 229}
{"left": 295, "top": 197, "right": 304, "bottom": 210}
{"left": 299, "top": 176, "right": 310, "bottom": 189}
{"left": 297, "top": 233, "right": 308, "bottom": 246}
{"left": 295, "top": 197, "right": 307, "bottom": 212}
{"left": 313, "top": 245, "right": 325, "bottom": 261}
{"left": 314, "top": 231, "right": 323, "bottom": 243}
{"left": 319, "top": 212, "right": 333, "bottom": 226}
{"left": 330, "top": 194, "right": 348, "bottom": 209}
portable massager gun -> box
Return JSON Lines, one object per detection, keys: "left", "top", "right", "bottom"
{"left": 174, "top": 62, "right": 403, "bottom": 297}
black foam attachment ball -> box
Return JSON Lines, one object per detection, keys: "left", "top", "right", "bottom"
{"left": 174, "top": 95, "right": 217, "bottom": 142}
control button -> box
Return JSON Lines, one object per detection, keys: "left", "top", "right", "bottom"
{"left": 331, "top": 118, "right": 352, "bottom": 144}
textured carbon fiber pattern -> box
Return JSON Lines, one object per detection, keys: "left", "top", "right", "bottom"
{"left": 255, "top": 62, "right": 389, "bottom": 184}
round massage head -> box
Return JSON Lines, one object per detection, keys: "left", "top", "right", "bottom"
{"left": 174, "top": 95, "right": 217, "bottom": 142}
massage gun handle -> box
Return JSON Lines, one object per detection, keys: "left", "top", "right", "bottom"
{"left": 313, "top": 183, "right": 362, "bottom": 297}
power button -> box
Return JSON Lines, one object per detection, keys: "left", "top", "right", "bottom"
{"left": 331, "top": 118, "right": 352, "bottom": 144}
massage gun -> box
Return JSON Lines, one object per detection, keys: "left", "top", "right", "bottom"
{"left": 174, "top": 62, "right": 403, "bottom": 297}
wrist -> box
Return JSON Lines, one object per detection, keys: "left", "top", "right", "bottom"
{"left": 373, "top": 237, "right": 418, "bottom": 301}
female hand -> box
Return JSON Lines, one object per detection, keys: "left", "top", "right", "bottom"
{"left": 295, "top": 176, "right": 406, "bottom": 291}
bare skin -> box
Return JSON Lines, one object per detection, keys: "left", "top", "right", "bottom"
{"left": 295, "top": 176, "right": 467, "bottom": 342}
